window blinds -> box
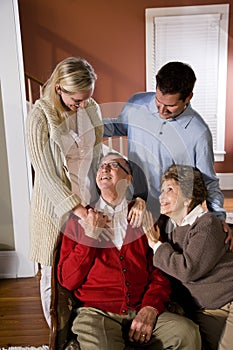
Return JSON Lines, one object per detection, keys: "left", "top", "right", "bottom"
{"left": 146, "top": 5, "right": 229, "bottom": 160}
{"left": 153, "top": 13, "right": 221, "bottom": 150}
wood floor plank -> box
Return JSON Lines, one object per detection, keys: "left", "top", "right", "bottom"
{"left": 223, "top": 190, "right": 233, "bottom": 212}
{"left": 0, "top": 276, "right": 49, "bottom": 348}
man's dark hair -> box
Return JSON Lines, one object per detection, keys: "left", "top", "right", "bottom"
{"left": 156, "top": 62, "right": 196, "bottom": 101}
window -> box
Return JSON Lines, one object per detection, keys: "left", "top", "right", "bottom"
{"left": 146, "top": 4, "right": 229, "bottom": 161}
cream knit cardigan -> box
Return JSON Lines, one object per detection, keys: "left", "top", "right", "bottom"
{"left": 26, "top": 97, "right": 103, "bottom": 266}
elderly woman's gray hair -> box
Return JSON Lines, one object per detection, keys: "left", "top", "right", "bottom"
{"left": 162, "top": 164, "right": 208, "bottom": 213}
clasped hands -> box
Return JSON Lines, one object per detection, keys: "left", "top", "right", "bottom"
{"left": 78, "top": 201, "right": 159, "bottom": 243}
{"left": 79, "top": 197, "right": 147, "bottom": 241}
{"left": 79, "top": 208, "right": 113, "bottom": 241}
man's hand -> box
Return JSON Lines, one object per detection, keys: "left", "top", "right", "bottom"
{"left": 221, "top": 221, "right": 233, "bottom": 251}
{"left": 128, "top": 197, "right": 146, "bottom": 228}
{"left": 128, "top": 306, "right": 158, "bottom": 344}
{"left": 142, "top": 210, "right": 160, "bottom": 250}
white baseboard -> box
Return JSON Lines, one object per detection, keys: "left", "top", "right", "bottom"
{"left": 217, "top": 173, "right": 233, "bottom": 190}
{"left": 0, "top": 251, "right": 37, "bottom": 278}
{"left": 0, "top": 251, "right": 19, "bottom": 278}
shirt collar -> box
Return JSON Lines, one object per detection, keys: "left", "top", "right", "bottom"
{"left": 149, "top": 93, "right": 157, "bottom": 113}
{"left": 95, "top": 196, "right": 129, "bottom": 250}
{"left": 150, "top": 94, "right": 194, "bottom": 128}
{"left": 181, "top": 204, "right": 207, "bottom": 226}
{"left": 95, "top": 196, "right": 128, "bottom": 216}
{"left": 159, "top": 103, "right": 193, "bottom": 124}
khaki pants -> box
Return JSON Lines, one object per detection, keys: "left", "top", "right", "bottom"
{"left": 196, "top": 302, "right": 233, "bottom": 350}
{"left": 72, "top": 307, "right": 201, "bottom": 350}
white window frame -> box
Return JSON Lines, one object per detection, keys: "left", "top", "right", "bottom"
{"left": 146, "top": 4, "right": 229, "bottom": 161}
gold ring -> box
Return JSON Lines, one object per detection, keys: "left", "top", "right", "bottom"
{"left": 141, "top": 334, "right": 146, "bottom": 337}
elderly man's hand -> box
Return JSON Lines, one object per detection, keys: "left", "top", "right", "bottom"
{"left": 128, "top": 306, "right": 158, "bottom": 344}
{"left": 128, "top": 197, "right": 146, "bottom": 228}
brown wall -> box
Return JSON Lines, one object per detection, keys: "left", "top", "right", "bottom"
{"left": 18, "top": 0, "right": 233, "bottom": 173}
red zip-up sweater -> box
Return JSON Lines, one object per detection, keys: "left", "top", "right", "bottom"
{"left": 57, "top": 211, "right": 171, "bottom": 316}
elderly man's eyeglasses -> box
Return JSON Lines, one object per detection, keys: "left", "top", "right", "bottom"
{"left": 98, "top": 161, "right": 130, "bottom": 175}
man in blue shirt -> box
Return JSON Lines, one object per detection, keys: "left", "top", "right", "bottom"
{"left": 104, "top": 61, "right": 232, "bottom": 244}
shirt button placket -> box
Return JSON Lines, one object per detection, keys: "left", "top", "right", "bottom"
{"left": 120, "top": 255, "right": 130, "bottom": 314}
{"left": 159, "top": 121, "right": 166, "bottom": 135}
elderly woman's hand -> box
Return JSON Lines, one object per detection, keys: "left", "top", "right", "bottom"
{"left": 128, "top": 197, "right": 146, "bottom": 228}
{"left": 222, "top": 221, "right": 233, "bottom": 251}
{"left": 142, "top": 210, "right": 160, "bottom": 249}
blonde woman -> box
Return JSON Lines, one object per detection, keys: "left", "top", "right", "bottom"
{"left": 26, "top": 57, "right": 107, "bottom": 326}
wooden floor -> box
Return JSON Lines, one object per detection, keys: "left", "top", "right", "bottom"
{"left": 223, "top": 190, "right": 233, "bottom": 212}
{"left": 0, "top": 273, "right": 50, "bottom": 348}
{"left": 0, "top": 191, "right": 232, "bottom": 349}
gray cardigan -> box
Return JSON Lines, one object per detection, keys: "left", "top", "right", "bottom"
{"left": 26, "top": 97, "right": 103, "bottom": 265}
{"left": 153, "top": 212, "right": 233, "bottom": 309}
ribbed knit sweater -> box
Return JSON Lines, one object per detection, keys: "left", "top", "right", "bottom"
{"left": 26, "top": 97, "right": 103, "bottom": 265}
{"left": 153, "top": 212, "right": 233, "bottom": 309}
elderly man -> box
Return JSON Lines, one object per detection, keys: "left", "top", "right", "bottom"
{"left": 57, "top": 152, "right": 201, "bottom": 350}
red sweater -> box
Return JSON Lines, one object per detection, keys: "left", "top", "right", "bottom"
{"left": 57, "top": 212, "right": 171, "bottom": 315}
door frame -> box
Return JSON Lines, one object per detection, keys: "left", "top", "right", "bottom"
{"left": 0, "top": 0, "right": 35, "bottom": 277}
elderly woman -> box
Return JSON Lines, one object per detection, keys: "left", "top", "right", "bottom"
{"left": 144, "top": 164, "right": 233, "bottom": 350}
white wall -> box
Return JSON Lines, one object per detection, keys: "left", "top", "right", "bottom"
{"left": 0, "top": 0, "right": 35, "bottom": 277}
{"left": 0, "top": 85, "right": 14, "bottom": 250}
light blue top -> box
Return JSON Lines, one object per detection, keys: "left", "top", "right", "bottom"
{"left": 104, "top": 92, "right": 225, "bottom": 221}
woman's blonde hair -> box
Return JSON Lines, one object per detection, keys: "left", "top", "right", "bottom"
{"left": 42, "top": 57, "right": 97, "bottom": 119}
